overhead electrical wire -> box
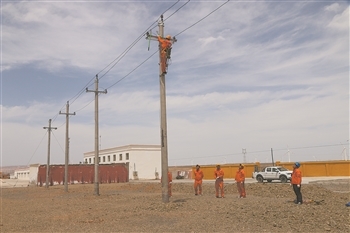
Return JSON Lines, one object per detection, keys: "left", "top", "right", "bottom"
{"left": 53, "top": 0, "right": 230, "bottom": 120}
{"left": 169, "top": 143, "right": 345, "bottom": 162}
{"left": 38, "top": 0, "right": 232, "bottom": 165}
{"left": 28, "top": 0, "right": 182, "bottom": 164}
{"left": 174, "top": 0, "right": 230, "bottom": 37}
{"left": 98, "top": 0, "right": 182, "bottom": 81}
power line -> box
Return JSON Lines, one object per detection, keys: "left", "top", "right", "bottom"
{"left": 47, "top": 2, "right": 182, "bottom": 127}
{"left": 25, "top": 131, "right": 48, "bottom": 166}
{"left": 106, "top": 49, "right": 159, "bottom": 90}
{"left": 98, "top": 1, "right": 181, "bottom": 81}
{"left": 169, "top": 143, "right": 345, "bottom": 162}
{"left": 174, "top": 0, "right": 230, "bottom": 37}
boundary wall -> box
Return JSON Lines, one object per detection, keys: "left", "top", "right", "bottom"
{"left": 192, "top": 160, "right": 350, "bottom": 179}
{"left": 37, "top": 164, "right": 129, "bottom": 186}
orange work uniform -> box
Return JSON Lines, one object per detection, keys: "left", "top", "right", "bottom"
{"left": 214, "top": 168, "right": 224, "bottom": 198}
{"left": 157, "top": 36, "right": 172, "bottom": 74}
{"left": 291, "top": 167, "right": 302, "bottom": 204}
{"left": 194, "top": 169, "right": 204, "bottom": 195}
{"left": 235, "top": 168, "right": 246, "bottom": 198}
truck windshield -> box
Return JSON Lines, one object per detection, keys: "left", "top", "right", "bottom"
{"left": 277, "top": 167, "right": 288, "bottom": 171}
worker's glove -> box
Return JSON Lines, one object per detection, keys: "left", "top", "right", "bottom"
{"left": 289, "top": 183, "right": 292, "bottom": 186}
{"left": 297, "top": 184, "right": 300, "bottom": 188}
{"left": 241, "top": 182, "right": 243, "bottom": 184}
{"left": 169, "top": 182, "right": 172, "bottom": 184}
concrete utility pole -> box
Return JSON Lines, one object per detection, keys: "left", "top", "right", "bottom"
{"left": 271, "top": 148, "right": 274, "bottom": 166}
{"left": 43, "top": 119, "right": 57, "bottom": 188}
{"left": 146, "top": 15, "right": 177, "bottom": 203}
{"left": 59, "top": 101, "right": 76, "bottom": 192}
{"left": 86, "top": 75, "right": 107, "bottom": 196}
{"left": 242, "top": 148, "right": 247, "bottom": 164}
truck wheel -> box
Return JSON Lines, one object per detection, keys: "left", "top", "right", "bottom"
{"left": 267, "top": 179, "right": 272, "bottom": 183}
{"left": 256, "top": 176, "right": 264, "bottom": 183}
{"left": 280, "top": 176, "right": 287, "bottom": 183}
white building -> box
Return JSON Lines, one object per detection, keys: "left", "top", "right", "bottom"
{"left": 13, "top": 164, "right": 40, "bottom": 184}
{"left": 83, "top": 144, "right": 161, "bottom": 180}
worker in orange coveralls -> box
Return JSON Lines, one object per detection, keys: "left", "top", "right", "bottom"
{"left": 157, "top": 35, "right": 173, "bottom": 75}
{"left": 235, "top": 164, "right": 246, "bottom": 198}
{"left": 214, "top": 164, "right": 224, "bottom": 198}
{"left": 291, "top": 162, "right": 303, "bottom": 204}
{"left": 161, "top": 170, "right": 173, "bottom": 197}
{"left": 194, "top": 164, "right": 204, "bottom": 195}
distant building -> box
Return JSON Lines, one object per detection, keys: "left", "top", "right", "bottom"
{"left": 84, "top": 144, "right": 161, "bottom": 180}
{"left": 13, "top": 164, "right": 40, "bottom": 184}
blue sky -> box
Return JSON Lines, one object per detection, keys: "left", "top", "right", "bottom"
{"left": 1, "top": 0, "right": 349, "bottom": 167}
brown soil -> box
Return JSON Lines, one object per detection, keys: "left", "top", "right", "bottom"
{"left": 1, "top": 180, "right": 349, "bottom": 232}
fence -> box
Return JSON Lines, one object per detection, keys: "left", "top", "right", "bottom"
{"left": 37, "top": 163, "right": 129, "bottom": 186}
{"left": 193, "top": 160, "right": 350, "bottom": 179}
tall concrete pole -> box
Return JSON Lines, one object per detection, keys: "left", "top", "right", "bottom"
{"left": 86, "top": 75, "right": 107, "bottom": 196}
{"left": 59, "top": 101, "right": 76, "bottom": 192}
{"left": 43, "top": 119, "right": 57, "bottom": 188}
{"left": 158, "top": 15, "right": 170, "bottom": 203}
{"left": 145, "top": 15, "right": 177, "bottom": 203}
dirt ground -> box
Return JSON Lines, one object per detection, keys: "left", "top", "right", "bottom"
{"left": 1, "top": 179, "right": 349, "bottom": 233}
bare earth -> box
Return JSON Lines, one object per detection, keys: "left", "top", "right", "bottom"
{"left": 1, "top": 180, "right": 349, "bottom": 233}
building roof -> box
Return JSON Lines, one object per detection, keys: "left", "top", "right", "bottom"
{"left": 84, "top": 144, "right": 161, "bottom": 157}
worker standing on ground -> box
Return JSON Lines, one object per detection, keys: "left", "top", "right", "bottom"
{"left": 291, "top": 162, "right": 303, "bottom": 204}
{"left": 194, "top": 165, "right": 204, "bottom": 195}
{"left": 235, "top": 164, "right": 246, "bottom": 198}
{"left": 157, "top": 35, "right": 173, "bottom": 75}
{"left": 161, "top": 170, "right": 173, "bottom": 197}
{"left": 214, "top": 164, "right": 224, "bottom": 198}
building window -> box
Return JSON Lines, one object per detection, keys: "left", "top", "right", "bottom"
{"left": 103, "top": 156, "right": 105, "bottom": 162}
{"left": 119, "top": 154, "right": 122, "bottom": 161}
{"left": 113, "top": 154, "right": 116, "bottom": 161}
{"left": 85, "top": 159, "right": 88, "bottom": 163}
{"left": 89, "top": 158, "right": 91, "bottom": 164}
{"left": 98, "top": 157, "right": 101, "bottom": 163}
{"left": 108, "top": 155, "right": 110, "bottom": 162}
{"left": 126, "top": 153, "right": 129, "bottom": 160}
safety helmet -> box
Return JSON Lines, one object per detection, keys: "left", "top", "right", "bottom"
{"left": 294, "top": 162, "right": 300, "bottom": 168}
{"left": 239, "top": 164, "right": 244, "bottom": 168}
{"left": 166, "top": 35, "right": 171, "bottom": 39}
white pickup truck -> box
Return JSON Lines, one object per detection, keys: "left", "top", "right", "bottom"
{"left": 252, "top": 166, "right": 292, "bottom": 183}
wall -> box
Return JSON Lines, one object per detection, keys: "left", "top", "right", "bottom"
{"left": 191, "top": 160, "right": 350, "bottom": 179}
{"left": 275, "top": 160, "right": 350, "bottom": 177}
{"left": 129, "top": 150, "right": 161, "bottom": 180}
{"left": 37, "top": 164, "right": 128, "bottom": 186}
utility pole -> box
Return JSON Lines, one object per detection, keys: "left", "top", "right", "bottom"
{"left": 242, "top": 148, "right": 247, "bottom": 164}
{"left": 59, "top": 101, "right": 76, "bottom": 192}
{"left": 86, "top": 75, "right": 107, "bottom": 196}
{"left": 146, "top": 15, "right": 177, "bottom": 203}
{"left": 43, "top": 119, "right": 57, "bottom": 188}
{"left": 271, "top": 148, "right": 274, "bottom": 166}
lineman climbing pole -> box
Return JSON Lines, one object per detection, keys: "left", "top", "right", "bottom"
{"left": 59, "top": 101, "right": 76, "bottom": 192}
{"left": 86, "top": 75, "right": 107, "bottom": 196}
{"left": 146, "top": 15, "right": 177, "bottom": 203}
{"left": 43, "top": 119, "right": 57, "bottom": 188}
